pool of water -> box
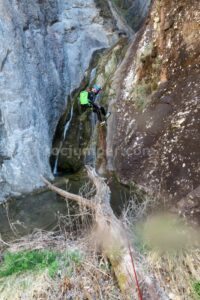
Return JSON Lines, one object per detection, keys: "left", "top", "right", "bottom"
{"left": 0, "top": 173, "right": 131, "bottom": 241}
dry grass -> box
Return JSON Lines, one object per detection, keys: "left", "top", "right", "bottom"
{"left": 124, "top": 200, "right": 200, "bottom": 300}
{"left": 0, "top": 180, "right": 122, "bottom": 300}
{"left": 147, "top": 248, "right": 200, "bottom": 300}
{"left": 1, "top": 180, "right": 199, "bottom": 300}
{"left": 143, "top": 215, "right": 200, "bottom": 300}
{"left": 0, "top": 227, "right": 122, "bottom": 300}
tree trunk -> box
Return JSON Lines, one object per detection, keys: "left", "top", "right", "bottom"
{"left": 42, "top": 166, "right": 161, "bottom": 300}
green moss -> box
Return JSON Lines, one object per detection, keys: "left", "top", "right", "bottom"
{"left": 95, "top": 38, "right": 128, "bottom": 86}
{"left": 0, "top": 250, "right": 83, "bottom": 279}
{"left": 132, "top": 81, "right": 152, "bottom": 110}
{"left": 79, "top": 109, "right": 91, "bottom": 122}
{"left": 151, "top": 81, "right": 158, "bottom": 91}
{"left": 192, "top": 281, "right": 200, "bottom": 299}
{"left": 94, "top": 0, "right": 114, "bottom": 20}
{"left": 48, "top": 260, "right": 59, "bottom": 278}
{"left": 0, "top": 250, "right": 59, "bottom": 278}
{"left": 152, "top": 56, "right": 162, "bottom": 70}
{"left": 94, "top": 38, "right": 128, "bottom": 110}
{"left": 118, "top": 272, "right": 127, "bottom": 289}
{"left": 131, "top": 66, "right": 160, "bottom": 110}
{"left": 107, "top": 246, "right": 123, "bottom": 268}
{"left": 140, "top": 42, "right": 154, "bottom": 63}
{"left": 67, "top": 250, "right": 83, "bottom": 266}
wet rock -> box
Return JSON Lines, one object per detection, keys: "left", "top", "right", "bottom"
{"left": 57, "top": 37, "right": 129, "bottom": 173}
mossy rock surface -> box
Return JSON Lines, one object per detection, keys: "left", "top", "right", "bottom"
{"left": 58, "top": 110, "right": 92, "bottom": 172}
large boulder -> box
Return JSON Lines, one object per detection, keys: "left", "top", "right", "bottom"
{"left": 106, "top": 0, "right": 200, "bottom": 208}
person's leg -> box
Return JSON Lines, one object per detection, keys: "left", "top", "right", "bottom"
{"left": 81, "top": 104, "right": 85, "bottom": 113}
{"left": 100, "top": 106, "right": 106, "bottom": 116}
{"left": 81, "top": 104, "right": 86, "bottom": 112}
{"left": 92, "top": 103, "right": 102, "bottom": 122}
{"left": 100, "top": 106, "right": 111, "bottom": 120}
{"left": 81, "top": 104, "right": 91, "bottom": 113}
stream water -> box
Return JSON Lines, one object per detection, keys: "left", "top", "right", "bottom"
{"left": 0, "top": 173, "right": 131, "bottom": 242}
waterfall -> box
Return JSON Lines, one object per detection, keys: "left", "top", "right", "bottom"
{"left": 53, "top": 67, "right": 99, "bottom": 174}
{"left": 63, "top": 103, "right": 74, "bottom": 140}
{"left": 84, "top": 92, "right": 104, "bottom": 166}
{"left": 53, "top": 101, "right": 74, "bottom": 176}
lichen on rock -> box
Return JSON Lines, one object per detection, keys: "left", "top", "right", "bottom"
{"left": 106, "top": 0, "right": 200, "bottom": 221}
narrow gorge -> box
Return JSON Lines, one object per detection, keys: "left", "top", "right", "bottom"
{"left": 0, "top": 0, "right": 200, "bottom": 299}
{"left": 0, "top": 0, "right": 123, "bottom": 200}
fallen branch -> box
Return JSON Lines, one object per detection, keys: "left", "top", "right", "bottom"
{"left": 42, "top": 166, "right": 160, "bottom": 299}
{"left": 41, "top": 176, "right": 96, "bottom": 210}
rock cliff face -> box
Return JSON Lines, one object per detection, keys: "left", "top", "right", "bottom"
{"left": 111, "top": 0, "right": 151, "bottom": 30}
{"left": 106, "top": 0, "right": 200, "bottom": 217}
{"left": 0, "top": 0, "right": 119, "bottom": 200}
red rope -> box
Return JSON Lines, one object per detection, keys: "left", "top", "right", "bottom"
{"left": 128, "top": 242, "right": 143, "bottom": 300}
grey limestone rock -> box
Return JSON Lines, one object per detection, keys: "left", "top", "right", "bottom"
{"left": 0, "top": 0, "right": 119, "bottom": 200}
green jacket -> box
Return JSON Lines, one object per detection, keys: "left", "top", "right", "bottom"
{"left": 80, "top": 91, "right": 89, "bottom": 105}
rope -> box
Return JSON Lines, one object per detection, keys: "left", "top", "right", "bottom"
{"left": 128, "top": 242, "right": 143, "bottom": 300}
{"left": 99, "top": 126, "right": 107, "bottom": 161}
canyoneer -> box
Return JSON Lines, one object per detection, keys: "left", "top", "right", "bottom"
{"left": 79, "top": 85, "right": 111, "bottom": 125}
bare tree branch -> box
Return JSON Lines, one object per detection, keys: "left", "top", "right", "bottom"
{"left": 42, "top": 168, "right": 160, "bottom": 300}
{"left": 41, "top": 176, "right": 96, "bottom": 210}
